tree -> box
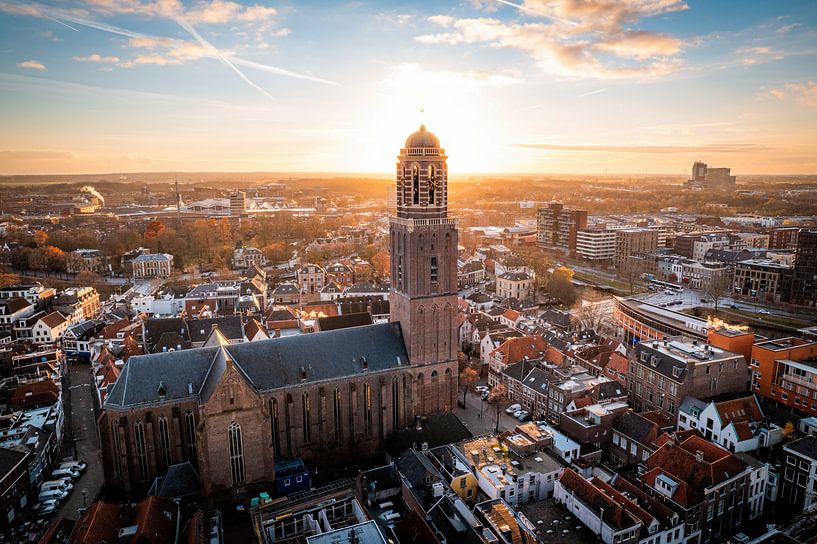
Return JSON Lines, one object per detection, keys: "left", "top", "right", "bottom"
{"left": 546, "top": 266, "right": 577, "bottom": 306}
{"left": 572, "top": 290, "right": 611, "bottom": 333}
{"left": 75, "top": 271, "right": 102, "bottom": 285}
{"left": 459, "top": 367, "right": 479, "bottom": 407}
{"left": 513, "top": 247, "right": 550, "bottom": 287}
{"left": 262, "top": 242, "right": 289, "bottom": 263}
{"left": 371, "top": 250, "right": 390, "bottom": 279}
{"left": 488, "top": 383, "right": 510, "bottom": 433}
{"left": 33, "top": 230, "right": 48, "bottom": 247}
{"left": 704, "top": 274, "right": 733, "bottom": 310}
{"left": 618, "top": 258, "right": 642, "bottom": 294}
{"left": 0, "top": 273, "right": 20, "bottom": 287}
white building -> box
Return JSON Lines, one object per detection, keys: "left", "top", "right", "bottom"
{"left": 677, "top": 395, "right": 783, "bottom": 453}
{"left": 132, "top": 253, "right": 173, "bottom": 279}
{"left": 576, "top": 228, "right": 617, "bottom": 262}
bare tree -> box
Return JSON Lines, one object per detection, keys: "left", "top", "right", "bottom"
{"left": 572, "top": 290, "right": 612, "bottom": 333}
{"left": 488, "top": 383, "right": 510, "bottom": 433}
{"left": 617, "top": 258, "right": 643, "bottom": 294}
{"left": 704, "top": 274, "right": 734, "bottom": 310}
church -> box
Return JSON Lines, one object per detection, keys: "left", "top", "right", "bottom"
{"left": 98, "top": 125, "right": 460, "bottom": 497}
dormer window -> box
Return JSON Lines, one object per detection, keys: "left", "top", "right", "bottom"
{"left": 157, "top": 381, "right": 166, "bottom": 398}
{"left": 300, "top": 366, "right": 307, "bottom": 381}
{"left": 361, "top": 356, "right": 368, "bottom": 370}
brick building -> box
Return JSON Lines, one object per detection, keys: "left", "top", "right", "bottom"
{"left": 748, "top": 337, "right": 817, "bottom": 416}
{"left": 536, "top": 202, "right": 587, "bottom": 255}
{"left": 99, "top": 125, "right": 459, "bottom": 498}
{"left": 628, "top": 336, "right": 748, "bottom": 418}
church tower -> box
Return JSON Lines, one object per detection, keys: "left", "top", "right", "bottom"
{"left": 390, "top": 125, "right": 458, "bottom": 413}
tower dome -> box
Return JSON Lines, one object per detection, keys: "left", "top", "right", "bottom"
{"left": 405, "top": 124, "right": 440, "bottom": 148}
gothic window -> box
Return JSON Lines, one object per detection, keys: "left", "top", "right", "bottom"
{"left": 333, "top": 388, "right": 343, "bottom": 445}
{"left": 398, "top": 256, "right": 403, "bottom": 290}
{"left": 302, "top": 393, "right": 312, "bottom": 443}
{"left": 431, "top": 256, "right": 438, "bottom": 284}
{"left": 270, "top": 399, "right": 281, "bottom": 455}
{"left": 111, "top": 420, "right": 122, "bottom": 479}
{"left": 158, "top": 416, "right": 172, "bottom": 470}
{"left": 364, "top": 382, "right": 373, "bottom": 436}
{"left": 428, "top": 165, "right": 436, "bottom": 204}
{"left": 184, "top": 411, "right": 197, "bottom": 464}
{"left": 228, "top": 422, "right": 245, "bottom": 485}
{"left": 134, "top": 420, "right": 149, "bottom": 482}
{"left": 392, "top": 377, "right": 400, "bottom": 431}
{"left": 412, "top": 165, "right": 420, "bottom": 205}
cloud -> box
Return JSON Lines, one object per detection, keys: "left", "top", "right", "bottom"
{"left": 763, "top": 81, "right": 817, "bottom": 107}
{"left": 428, "top": 14, "right": 454, "bottom": 27}
{"left": 416, "top": 16, "right": 683, "bottom": 79}
{"left": 81, "top": 0, "right": 277, "bottom": 24}
{"left": 416, "top": 0, "right": 688, "bottom": 79}
{"left": 16, "top": 59, "right": 46, "bottom": 71}
{"left": 577, "top": 88, "right": 606, "bottom": 97}
{"left": 514, "top": 143, "right": 768, "bottom": 153}
{"left": 776, "top": 23, "right": 801, "bottom": 35}
{"left": 73, "top": 53, "right": 121, "bottom": 63}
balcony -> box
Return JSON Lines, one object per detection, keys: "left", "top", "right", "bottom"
{"left": 781, "top": 373, "right": 817, "bottom": 390}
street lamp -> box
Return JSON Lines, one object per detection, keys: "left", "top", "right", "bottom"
{"left": 81, "top": 489, "right": 87, "bottom": 509}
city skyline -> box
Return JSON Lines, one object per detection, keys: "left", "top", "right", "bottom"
{"left": 1, "top": 0, "right": 817, "bottom": 175}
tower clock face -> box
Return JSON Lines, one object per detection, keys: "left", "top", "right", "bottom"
{"left": 429, "top": 178, "right": 439, "bottom": 191}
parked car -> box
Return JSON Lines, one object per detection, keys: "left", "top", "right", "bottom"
{"left": 59, "top": 460, "right": 87, "bottom": 473}
{"left": 32, "top": 500, "right": 60, "bottom": 517}
{"left": 41, "top": 480, "right": 73, "bottom": 493}
{"left": 506, "top": 403, "right": 522, "bottom": 414}
{"left": 38, "top": 489, "right": 68, "bottom": 502}
{"left": 51, "top": 468, "right": 80, "bottom": 481}
{"left": 480, "top": 391, "right": 490, "bottom": 401}
{"left": 516, "top": 411, "right": 531, "bottom": 422}
{"left": 759, "top": 309, "right": 771, "bottom": 315}
{"left": 474, "top": 385, "right": 489, "bottom": 393}
{"left": 731, "top": 303, "right": 740, "bottom": 309}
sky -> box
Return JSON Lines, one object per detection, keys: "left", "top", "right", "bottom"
{"left": 0, "top": 0, "right": 816, "bottom": 176}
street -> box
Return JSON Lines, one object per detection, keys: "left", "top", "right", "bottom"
{"left": 57, "top": 364, "right": 105, "bottom": 521}
{"left": 455, "top": 384, "right": 523, "bottom": 436}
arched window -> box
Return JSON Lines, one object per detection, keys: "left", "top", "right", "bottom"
{"left": 134, "top": 420, "right": 149, "bottom": 482}
{"left": 270, "top": 399, "right": 281, "bottom": 455}
{"left": 111, "top": 420, "right": 122, "bottom": 479}
{"left": 428, "top": 165, "right": 436, "bottom": 204}
{"left": 302, "top": 393, "right": 312, "bottom": 443}
{"left": 333, "top": 388, "right": 343, "bottom": 445}
{"left": 157, "top": 416, "right": 172, "bottom": 470}
{"left": 184, "top": 411, "right": 197, "bottom": 464}
{"left": 392, "top": 377, "right": 400, "bottom": 431}
{"left": 228, "top": 422, "right": 245, "bottom": 485}
{"left": 363, "top": 382, "right": 373, "bottom": 436}
{"left": 412, "top": 165, "right": 420, "bottom": 205}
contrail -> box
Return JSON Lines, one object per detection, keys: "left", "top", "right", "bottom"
{"left": 48, "top": 16, "right": 79, "bottom": 32}
{"left": 577, "top": 88, "right": 607, "bottom": 98}
{"left": 231, "top": 57, "right": 340, "bottom": 87}
{"left": 494, "top": 0, "right": 578, "bottom": 26}
{"left": 2, "top": 0, "right": 339, "bottom": 88}
{"left": 176, "top": 16, "right": 276, "bottom": 102}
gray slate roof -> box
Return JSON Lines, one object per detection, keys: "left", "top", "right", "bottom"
{"left": 106, "top": 322, "right": 409, "bottom": 409}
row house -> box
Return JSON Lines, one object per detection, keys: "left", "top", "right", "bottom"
{"left": 481, "top": 329, "right": 523, "bottom": 375}
{"left": 556, "top": 469, "right": 685, "bottom": 544}
{"left": 501, "top": 360, "right": 549, "bottom": 418}
{"left": 325, "top": 262, "right": 355, "bottom": 288}
{"left": 13, "top": 311, "right": 69, "bottom": 345}
{"left": 677, "top": 395, "right": 783, "bottom": 452}
{"left": 779, "top": 435, "right": 817, "bottom": 512}
{"left": 610, "top": 410, "right": 674, "bottom": 467}
{"left": 62, "top": 320, "right": 106, "bottom": 360}
{"left": 559, "top": 400, "right": 630, "bottom": 455}
{"left": 457, "top": 260, "right": 486, "bottom": 287}
{"left": 0, "top": 284, "right": 55, "bottom": 307}
{"left": 0, "top": 298, "right": 34, "bottom": 332}
{"left": 640, "top": 430, "right": 768, "bottom": 543}
{"left": 487, "top": 335, "right": 548, "bottom": 385}
{"left": 52, "top": 286, "right": 101, "bottom": 322}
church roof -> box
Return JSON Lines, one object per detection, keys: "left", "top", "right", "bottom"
{"left": 106, "top": 322, "right": 410, "bottom": 409}
{"left": 405, "top": 124, "right": 440, "bottom": 149}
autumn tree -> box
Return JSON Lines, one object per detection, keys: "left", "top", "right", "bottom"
{"left": 459, "top": 367, "right": 479, "bottom": 407}
{"left": 262, "top": 242, "right": 290, "bottom": 263}
{"left": 618, "top": 258, "right": 643, "bottom": 294}
{"left": 546, "top": 266, "right": 577, "bottom": 306}
{"left": 512, "top": 247, "right": 550, "bottom": 286}
{"left": 33, "top": 230, "right": 48, "bottom": 247}
{"left": 371, "top": 250, "right": 390, "bottom": 279}
{"left": 0, "top": 273, "right": 20, "bottom": 287}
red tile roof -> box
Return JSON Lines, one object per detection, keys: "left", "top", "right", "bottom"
{"left": 69, "top": 502, "right": 122, "bottom": 544}
{"left": 492, "top": 335, "right": 548, "bottom": 366}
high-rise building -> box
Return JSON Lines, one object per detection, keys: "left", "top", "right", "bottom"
{"left": 575, "top": 228, "right": 616, "bottom": 262}
{"left": 791, "top": 229, "right": 817, "bottom": 306}
{"left": 683, "top": 161, "right": 736, "bottom": 192}
{"left": 614, "top": 228, "right": 658, "bottom": 270}
{"left": 229, "top": 191, "right": 246, "bottom": 218}
{"left": 536, "top": 202, "right": 587, "bottom": 255}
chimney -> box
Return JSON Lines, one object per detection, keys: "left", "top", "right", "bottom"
{"left": 274, "top": 329, "right": 281, "bottom": 338}
{"left": 414, "top": 415, "right": 423, "bottom": 430}
{"left": 696, "top": 450, "right": 704, "bottom": 462}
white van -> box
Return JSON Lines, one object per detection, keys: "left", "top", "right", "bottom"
{"left": 41, "top": 480, "right": 73, "bottom": 493}
{"left": 38, "top": 489, "right": 68, "bottom": 502}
